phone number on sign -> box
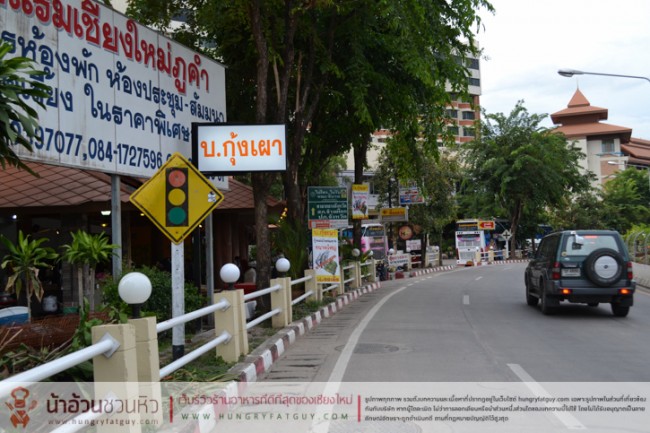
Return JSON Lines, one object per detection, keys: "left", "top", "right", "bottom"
{"left": 27, "top": 126, "right": 168, "bottom": 170}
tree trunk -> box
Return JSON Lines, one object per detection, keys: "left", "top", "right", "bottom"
{"left": 76, "top": 266, "right": 83, "bottom": 314}
{"left": 509, "top": 199, "right": 523, "bottom": 256}
{"left": 252, "top": 172, "right": 274, "bottom": 309}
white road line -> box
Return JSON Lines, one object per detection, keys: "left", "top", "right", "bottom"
{"left": 475, "top": 276, "right": 483, "bottom": 281}
{"left": 508, "top": 363, "right": 586, "bottom": 430}
{"left": 310, "top": 285, "right": 411, "bottom": 433}
{"left": 463, "top": 295, "right": 470, "bottom": 305}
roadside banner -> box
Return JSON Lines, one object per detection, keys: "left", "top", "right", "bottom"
{"left": 311, "top": 229, "right": 341, "bottom": 284}
{"left": 351, "top": 184, "right": 369, "bottom": 220}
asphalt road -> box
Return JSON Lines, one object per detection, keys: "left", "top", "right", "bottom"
{"left": 259, "top": 263, "right": 650, "bottom": 383}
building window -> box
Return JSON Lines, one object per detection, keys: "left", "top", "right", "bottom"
{"left": 446, "top": 109, "right": 458, "bottom": 119}
{"left": 468, "top": 77, "right": 480, "bottom": 87}
{"left": 601, "top": 139, "right": 615, "bottom": 154}
{"left": 462, "top": 127, "right": 475, "bottom": 137}
{"left": 447, "top": 126, "right": 459, "bottom": 136}
{"left": 467, "top": 58, "right": 479, "bottom": 70}
{"left": 462, "top": 111, "right": 475, "bottom": 120}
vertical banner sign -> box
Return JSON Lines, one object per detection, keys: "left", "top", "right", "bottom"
{"left": 351, "top": 184, "right": 369, "bottom": 220}
{"left": 312, "top": 229, "right": 341, "bottom": 284}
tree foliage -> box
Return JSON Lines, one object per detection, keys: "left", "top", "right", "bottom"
{"left": 60, "top": 231, "right": 119, "bottom": 313}
{"left": 599, "top": 168, "right": 650, "bottom": 233}
{"left": 461, "top": 101, "right": 593, "bottom": 250}
{"left": 0, "top": 42, "right": 51, "bottom": 175}
{"left": 125, "top": 0, "right": 493, "bottom": 282}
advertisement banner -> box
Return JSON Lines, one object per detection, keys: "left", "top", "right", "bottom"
{"left": 399, "top": 186, "right": 425, "bottom": 205}
{"left": 2, "top": 0, "right": 226, "bottom": 177}
{"left": 311, "top": 228, "right": 341, "bottom": 284}
{"left": 351, "top": 184, "right": 369, "bottom": 220}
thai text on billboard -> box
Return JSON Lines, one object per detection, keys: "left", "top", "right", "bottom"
{"left": 1, "top": 0, "right": 226, "bottom": 177}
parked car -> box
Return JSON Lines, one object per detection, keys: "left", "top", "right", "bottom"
{"left": 524, "top": 230, "right": 635, "bottom": 317}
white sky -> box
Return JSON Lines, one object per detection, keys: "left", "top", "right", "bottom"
{"left": 478, "top": 0, "right": 650, "bottom": 139}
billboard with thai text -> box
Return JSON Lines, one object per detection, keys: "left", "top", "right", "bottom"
{"left": 0, "top": 0, "right": 226, "bottom": 177}
{"left": 193, "top": 123, "right": 286, "bottom": 173}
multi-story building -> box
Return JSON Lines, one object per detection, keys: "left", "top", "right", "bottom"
{"left": 550, "top": 89, "right": 650, "bottom": 188}
{"left": 339, "top": 50, "right": 482, "bottom": 215}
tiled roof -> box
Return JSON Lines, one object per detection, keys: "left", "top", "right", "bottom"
{"left": 554, "top": 122, "right": 632, "bottom": 142}
{"left": 550, "top": 89, "right": 608, "bottom": 124}
{"left": 621, "top": 137, "right": 650, "bottom": 165}
{"left": 0, "top": 163, "right": 131, "bottom": 208}
{"left": 0, "top": 162, "right": 282, "bottom": 211}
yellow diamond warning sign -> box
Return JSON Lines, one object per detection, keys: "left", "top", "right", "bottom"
{"left": 130, "top": 153, "right": 224, "bottom": 244}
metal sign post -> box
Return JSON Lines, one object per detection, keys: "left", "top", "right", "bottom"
{"left": 130, "top": 153, "right": 224, "bottom": 360}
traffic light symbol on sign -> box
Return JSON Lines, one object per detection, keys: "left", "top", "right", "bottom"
{"left": 166, "top": 167, "right": 188, "bottom": 227}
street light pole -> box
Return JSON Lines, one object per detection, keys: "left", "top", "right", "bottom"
{"left": 558, "top": 69, "right": 650, "bottom": 84}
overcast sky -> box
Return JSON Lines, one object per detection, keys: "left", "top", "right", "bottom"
{"left": 478, "top": 0, "right": 650, "bottom": 139}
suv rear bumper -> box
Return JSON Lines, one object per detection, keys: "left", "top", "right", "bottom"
{"left": 550, "top": 281, "right": 635, "bottom": 306}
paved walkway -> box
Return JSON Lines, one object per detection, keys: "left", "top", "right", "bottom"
{"left": 634, "top": 262, "right": 650, "bottom": 289}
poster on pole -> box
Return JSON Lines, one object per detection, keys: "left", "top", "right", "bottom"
{"left": 351, "top": 184, "right": 369, "bottom": 220}
{"left": 312, "top": 228, "right": 341, "bottom": 284}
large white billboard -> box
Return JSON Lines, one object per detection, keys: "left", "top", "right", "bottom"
{"left": 0, "top": 0, "right": 226, "bottom": 178}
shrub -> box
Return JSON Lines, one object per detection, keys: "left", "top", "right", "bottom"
{"left": 102, "top": 265, "right": 205, "bottom": 326}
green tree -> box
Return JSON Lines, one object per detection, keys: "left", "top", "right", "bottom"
{"left": 60, "top": 231, "right": 119, "bottom": 313}
{"left": 600, "top": 169, "right": 650, "bottom": 233}
{"left": 547, "top": 192, "right": 607, "bottom": 231}
{"left": 0, "top": 42, "right": 51, "bottom": 174}
{"left": 462, "top": 101, "right": 593, "bottom": 251}
{"left": 0, "top": 231, "right": 58, "bottom": 320}
{"left": 125, "top": 0, "right": 493, "bottom": 287}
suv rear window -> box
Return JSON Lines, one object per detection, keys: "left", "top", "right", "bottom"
{"left": 561, "top": 234, "right": 620, "bottom": 257}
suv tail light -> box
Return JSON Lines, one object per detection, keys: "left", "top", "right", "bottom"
{"left": 627, "top": 262, "right": 634, "bottom": 280}
{"left": 552, "top": 262, "right": 561, "bottom": 280}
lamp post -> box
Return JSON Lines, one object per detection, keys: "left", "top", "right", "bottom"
{"left": 220, "top": 263, "right": 240, "bottom": 290}
{"left": 558, "top": 69, "right": 650, "bottom": 84}
{"left": 275, "top": 257, "right": 290, "bottom": 277}
{"left": 118, "top": 272, "right": 152, "bottom": 318}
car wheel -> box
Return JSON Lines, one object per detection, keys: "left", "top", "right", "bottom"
{"left": 611, "top": 304, "right": 630, "bottom": 317}
{"left": 540, "top": 286, "right": 556, "bottom": 315}
{"left": 525, "top": 275, "right": 538, "bottom": 307}
{"left": 583, "top": 248, "right": 624, "bottom": 287}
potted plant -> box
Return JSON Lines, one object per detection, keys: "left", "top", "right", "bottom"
{"left": 0, "top": 231, "right": 58, "bottom": 320}
{"left": 60, "top": 230, "right": 118, "bottom": 313}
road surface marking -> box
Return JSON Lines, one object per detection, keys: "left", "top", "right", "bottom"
{"left": 475, "top": 276, "right": 483, "bottom": 281}
{"left": 311, "top": 285, "right": 411, "bottom": 433}
{"left": 463, "top": 295, "right": 470, "bottom": 305}
{"left": 508, "top": 363, "right": 586, "bottom": 430}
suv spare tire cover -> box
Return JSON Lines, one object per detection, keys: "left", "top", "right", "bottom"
{"left": 583, "top": 248, "right": 624, "bottom": 287}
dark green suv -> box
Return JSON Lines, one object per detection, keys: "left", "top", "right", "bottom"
{"left": 524, "top": 230, "right": 635, "bottom": 317}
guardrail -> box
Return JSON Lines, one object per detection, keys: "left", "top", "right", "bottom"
{"left": 0, "top": 254, "right": 451, "bottom": 431}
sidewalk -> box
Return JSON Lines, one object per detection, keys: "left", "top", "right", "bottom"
{"left": 634, "top": 262, "right": 650, "bottom": 289}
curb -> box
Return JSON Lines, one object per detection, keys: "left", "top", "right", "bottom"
{"left": 229, "top": 280, "right": 381, "bottom": 383}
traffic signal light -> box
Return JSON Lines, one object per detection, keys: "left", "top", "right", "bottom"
{"left": 166, "top": 167, "right": 188, "bottom": 227}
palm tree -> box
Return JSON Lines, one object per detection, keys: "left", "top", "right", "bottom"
{"left": 0, "top": 231, "right": 58, "bottom": 320}
{"left": 0, "top": 41, "right": 51, "bottom": 175}
{"left": 60, "top": 231, "right": 119, "bottom": 313}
